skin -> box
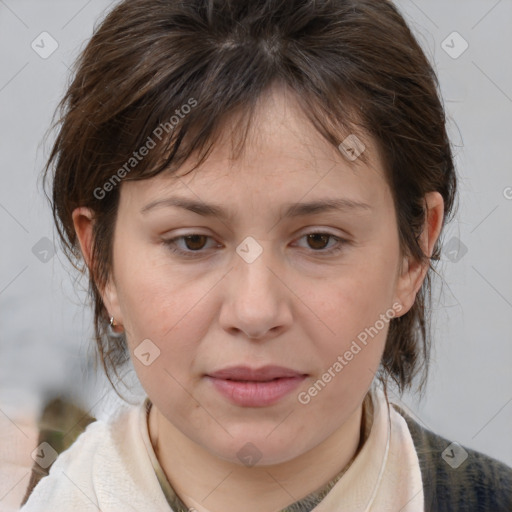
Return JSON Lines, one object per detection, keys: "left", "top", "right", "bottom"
{"left": 73, "top": 84, "right": 444, "bottom": 512}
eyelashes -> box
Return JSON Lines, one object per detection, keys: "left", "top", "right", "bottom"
{"left": 162, "top": 231, "right": 350, "bottom": 259}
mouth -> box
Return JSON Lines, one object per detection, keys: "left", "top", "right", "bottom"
{"left": 205, "top": 365, "right": 308, "bottom": 407}
{"left": 206, "top": 365, "right": 307, "bottom": 381}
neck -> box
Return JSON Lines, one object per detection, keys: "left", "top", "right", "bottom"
{"left": 148, "top": 402, "right": 365, "bottom": 512}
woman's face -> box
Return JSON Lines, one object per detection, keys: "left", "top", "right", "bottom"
{"left": 92, "top": 86, "right": 429, "bottom": 466}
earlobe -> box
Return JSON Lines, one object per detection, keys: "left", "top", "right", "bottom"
{"left": 394, "top": 192, "right": 445, "bottom": 315}
{"left": 102, "top": 277, "right": 123, "bottom": 330}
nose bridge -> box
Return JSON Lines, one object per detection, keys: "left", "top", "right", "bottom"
{"left": 220, "top": 235, "right": 287, "bottom": 338}
{"left": 233, "top": 235, "right": 279, "bottom": 302}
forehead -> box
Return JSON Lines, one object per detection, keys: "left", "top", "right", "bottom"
{"left": 121, "top": 85, "right": 390, "bottom": 212}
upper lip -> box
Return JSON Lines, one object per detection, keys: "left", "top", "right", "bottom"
{"left": 207, "top": 365, "right": 307, "bottom": 381}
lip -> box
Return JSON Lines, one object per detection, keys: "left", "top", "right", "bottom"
{"left": 207, "top": 365, "right": 306, "bottom": 381}
{"left": 205, "top": 365, "right": 308, "bottom": 407}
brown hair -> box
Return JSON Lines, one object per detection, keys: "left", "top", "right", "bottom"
{"left": 43, "top": 0, "right": 457, "bottom": 398}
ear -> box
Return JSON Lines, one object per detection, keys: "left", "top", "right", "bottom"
{"left": 393, "top": 191, "right": 444, "bottom": 316}
{"left": 72, "top": 207, "right": 123, "bottom": 326}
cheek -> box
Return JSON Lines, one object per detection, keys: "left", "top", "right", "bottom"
{"left": 309, "top": 246, "right": 399, "bottom": 339}
{"left": 297, "top": 279, "right": 393, "bottom": 414}
{"left": 119, "top": 273, "right": 212, "bottom": 365}
{"left": 116, "top": 264, "right": 212, "bottom": 418}
{"left": 112, "top": 239, "right": 216, "bottom": 377}
{"left": 299, "top": 238, "right": 400, "bottom": 384}
{"left": 114, "top": 233, "right": 198, "bottom": 332}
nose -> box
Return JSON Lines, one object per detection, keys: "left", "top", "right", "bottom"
{"left": 218, "top": 241, "right": 293, "bottom": 341}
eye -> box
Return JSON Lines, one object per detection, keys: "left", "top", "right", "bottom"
{"left": 162, "top": 230, "right": 349, "bottom": 258}
{"left": 162, "top": 234, "right": 217, "bottom": 257}
{"left": 294, "top": 230, "right": 348, "bottom": 255}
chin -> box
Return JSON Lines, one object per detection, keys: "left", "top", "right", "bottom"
{"left": 203, "top": 432, "right": 307, "bottom": 467}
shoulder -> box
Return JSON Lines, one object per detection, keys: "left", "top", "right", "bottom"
{"left": 391, "top": 403, "right": 512, "bottom": 512}
{"left": 20, "top": 403, "right": 145, "bottom": 511}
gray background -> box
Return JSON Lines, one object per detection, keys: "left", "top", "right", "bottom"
{"left": 1, "top": 0, "right": 511, "bottom": 472}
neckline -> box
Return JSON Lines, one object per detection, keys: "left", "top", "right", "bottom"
{"left": 141, "top": 387, "right": 384, "bottom": 512}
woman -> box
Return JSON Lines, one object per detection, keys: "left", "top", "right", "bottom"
{"left": 20, "top": 0, "right": 512, "bottom": 510}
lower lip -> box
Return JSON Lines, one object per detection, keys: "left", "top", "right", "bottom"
{"left": 206, "top": 375, "right": 307, "bottom": 407}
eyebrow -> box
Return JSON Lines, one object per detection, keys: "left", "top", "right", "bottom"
{"left": 140, "top": 196, "right": 372, "bottom": 220}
